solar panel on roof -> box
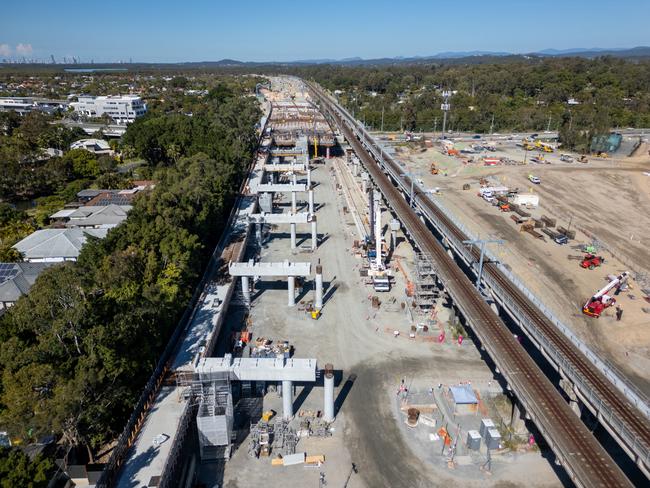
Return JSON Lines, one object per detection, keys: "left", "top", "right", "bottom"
{"left": 0, "top": 263, "right": 19, "bottom": 284}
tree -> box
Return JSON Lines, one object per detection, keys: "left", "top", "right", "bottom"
{"left": 63, "top": 149, "right": 100, "bottom": 178}
{"left": 0, "top": 447, "right": 54, "bottom": 488}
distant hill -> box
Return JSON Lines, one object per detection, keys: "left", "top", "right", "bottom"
{"left": 3, "top": 46, "right": 649, "bottom": 72}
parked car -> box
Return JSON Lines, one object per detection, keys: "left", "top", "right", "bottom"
{"left": 554, "top": 234, "right": 568, "bottom": 245}
{"left": 560, "top": 154, "right": 574, "bottom": 162}
{"left": 528, "top": 174, "right": 541, "bottom": 184}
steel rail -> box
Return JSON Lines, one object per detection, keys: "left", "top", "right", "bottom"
{"left": 308, "top": 81, "right": 635, "bottom": 487}
{"left": 308, "top": 80, "right": 650, "bottom": 474}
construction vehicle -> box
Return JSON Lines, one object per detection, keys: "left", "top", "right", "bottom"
{"left": 577, "top": 155, "right": 588, "bottom": 163}
{"left": 583, "top": 271, "right": 629, "bottom": 318}
{"left": 580, "top": 254, "right": 605, "bottom": 269}
{"left": 498, "top": 201, "right": 511, "bottom": 212}
{"left": 311, "top": 310, "right": 321, "bottom": 320}
{"left": 430, "top": 163, "right": 439, "bottom": 175}
{"left": 534, "top": 140, "right": 554, "bottom": 153}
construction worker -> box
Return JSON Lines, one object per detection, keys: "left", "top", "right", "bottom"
{"left": 616, "top": 306, "right": 623, "bottom": 321}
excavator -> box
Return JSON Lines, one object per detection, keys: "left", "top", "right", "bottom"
{"left": 582, "top": 271, "right": 629, "bottom": 318}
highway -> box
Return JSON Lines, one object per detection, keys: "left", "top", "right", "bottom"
{"left": 309, "top": 81, "right": 640, "bottom": 487}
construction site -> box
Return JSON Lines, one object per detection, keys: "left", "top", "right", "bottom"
{"left": 101, "top": 77, "right": 650, "bottom": 488}
{"left": 385, "top": 132, "right": 650, "bottom": 392}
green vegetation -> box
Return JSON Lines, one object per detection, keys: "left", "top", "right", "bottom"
{"left": 0, "top": 78, "right": 260, "bottom": 457}
{"left": 0, "top": 447, "right": 55, "bottom": 488}
{"left": 0, "top": 204, "right": 34, "bottom": 261}
{"left": 296, "top": 57, "right": 650, "bottom": 150}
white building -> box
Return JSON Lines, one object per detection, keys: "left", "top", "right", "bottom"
{"left": 70, "top": 138, "right": 113, "bottom": 154}
{"left": 0, "top": 97, "right": 35, "bottom": 115}
{"left": 71, "top": 94, "right": 147, "bottom": 124}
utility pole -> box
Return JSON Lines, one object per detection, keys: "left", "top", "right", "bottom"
{"left": 381, "top": 105, "right": 384, "bottom": 132}
{"left": 433, "top": 117, "right": 438, "bottom": 139}
{"left": 547, "top": 114, "right": 552, "bottom": 132}
{"left": 400, "top": 171, "right": 418, "bottom": 208}
{"left": 463, "top": 237, "right": 504, "bottom": 290}
{"left": 441, "top": 90, "right": 452, "bottom": 138}
{"left": 490, "top": 114, "right": 495, "bottom": 135}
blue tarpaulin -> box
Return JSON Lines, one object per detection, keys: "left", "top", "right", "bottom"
{"left": 450, "top": 385, "right": 478, "bottom": 404}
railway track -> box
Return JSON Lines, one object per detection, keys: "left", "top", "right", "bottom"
{"left": 308, "top": 81, "right": 638, "bottom": 487}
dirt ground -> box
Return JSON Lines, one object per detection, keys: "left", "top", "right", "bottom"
{"left": 213, "top": 153, "right": 561, "bottom": 488}
{"left": 390, "top": 138, "right": 650, "bottom": 393}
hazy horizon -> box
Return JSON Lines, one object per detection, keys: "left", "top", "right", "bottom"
{"left": 3, "top": 0, "right": 649, "bottom": 63}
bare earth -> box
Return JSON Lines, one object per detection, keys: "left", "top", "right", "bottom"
{"left": 393, "top": 139, "right": 650, "bottom": 394}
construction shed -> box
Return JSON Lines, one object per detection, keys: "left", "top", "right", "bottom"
{"left": 449, "top": 385, "right": 479, "bottom": 415}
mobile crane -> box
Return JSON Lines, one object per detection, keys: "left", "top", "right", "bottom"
{"left": 582, "top": 271, "right": 629, "bottom": 318}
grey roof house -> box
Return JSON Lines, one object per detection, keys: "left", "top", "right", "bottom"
{"left": 0, "top": 262, "right": 55, "bottom": 311}
{"left": 13, "top": 228, "right": 109, "bottom": 263}
{"left": 50, "top": 204, "right": 132, "bottom": 228}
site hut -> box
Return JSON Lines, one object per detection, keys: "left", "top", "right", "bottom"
{"left": 450, "top": 384, "right": 479, "bottom": 415}
{"left": 466, "top": 430, "right": 482, "bottom": 451}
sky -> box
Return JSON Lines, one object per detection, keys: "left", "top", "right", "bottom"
{"left": 2, "top": 0, "right": 649, "bottom": 63}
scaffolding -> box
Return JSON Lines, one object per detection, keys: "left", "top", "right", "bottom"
{"left": 414, "top": 253, "right": 438, "bottom": 315}
{"left": 190, "top": 372, "right": 234, "bottom": 461}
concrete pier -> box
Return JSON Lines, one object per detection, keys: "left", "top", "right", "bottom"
{"left": 311, "top": 216, "right": 318, "bottom": 251}
{"left": 290, "top": 222, "right": 297, "bottom": 249}
{"left": 308, "top": 189, "right": 315, "bottom": 214}
{"left": 241, "top": 276, "right": 250, "bottom": 304}
{"left": 282, "top": 380, "right": 293, "bottom": 420}
{"left": 315, "top": 264, "right": 323, "bottom": 309}
{"left": 287, "top": 276, "right": 296, "bottom": 306}
{"left": 323, "top": 363, "right": 335, "bottom": 422}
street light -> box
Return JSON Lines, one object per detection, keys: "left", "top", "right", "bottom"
{"left": 463, "top": 237, "right": 504, "bottom": 290}
{"left": 400, "top": 171, "right": 418, "bottom": 208}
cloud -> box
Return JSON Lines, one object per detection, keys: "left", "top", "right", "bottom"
{"left": 0, "top": 44, "right": 11, "bottom": 57}
{"left": 16, "top": 43, "right": 33, "bottom": 56}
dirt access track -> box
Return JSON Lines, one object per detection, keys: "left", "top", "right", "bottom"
{"left": 395, "top": 142, "right": 650, "bottom": 394}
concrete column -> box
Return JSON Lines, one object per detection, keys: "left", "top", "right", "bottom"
{"left": 308, "top": 189, "right": 315, "bottom": 214}
{"left": 241, "top": 276, "right": 251, "bottom": 304}
{"left": 390, "top": 219, "right": 400, "bottom": 251}
{"left": 288, "top": 276, "right": 296, "bottom": 307}
{"left": 292, "top": 173, "right": 297, "bottom": 185}
{"left": 368, "top": 189, "right": 374, "bottom": 235}
{"left": 510, "top": 401, "right": 526, "bottom": 434}
{"left": 315, "top": 264, "right": 323, "bottom": 309}
{"left": 326, "top": 146, "right": 330, "bottom": 159}
{"left": 282, "top": 380, "right": 293, "bottom": 420}
{"left": 374, "top": 194, "right": 382, "bottom": 269}
{"left": 256, "top": 223, "right": 262, "bottom": 245}
{"left": 361, "top": 177, "right": 367, "bottom": 194}
{"left": 323, "top": 363, "right": 335, "bottom": 422}
{"left": 291, "top": 191, "right": 297, "bottom": 213}
{"left": 290, "top": 222, "right": 297, "bottom": 249}
{"left": 307, "top": 168, "right": 311, "bottom": 187}
{"left": 311, "top": 216, "right": 318, "bottom": 250}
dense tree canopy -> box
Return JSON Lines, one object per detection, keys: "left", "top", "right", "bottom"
{"left": 0, "top": 79, "right": 261, "bottom": 455}
{"left": 293, "top": 57, "right": 650, "bottom": 150}
{"left": 0, "top": 447, "right": 54, "bottom": 488}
